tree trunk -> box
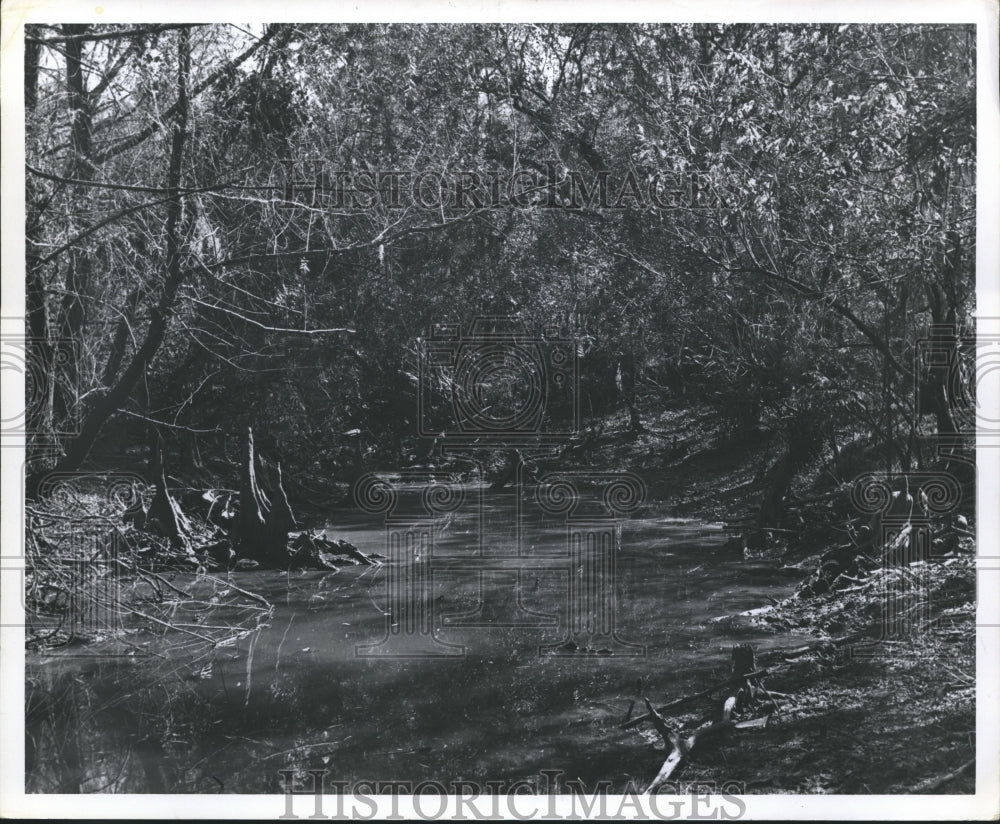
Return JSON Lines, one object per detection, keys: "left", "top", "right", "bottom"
{"left": 52, "top": 29, "right": 191, "bottom": 475}
{"left": 757, "top": 446, "right": 798, "bottom": 533}
{"left": 53, "top": 25, "right": 96, "bottom": 428}
{"left": 617, "top": 351, "right": 644, "bottom": 435}
{"left": 100, "top": 288, "right": 140, "bottom": 387}
{"left": 24, "top": 36, "right": 55, "bottom": 479}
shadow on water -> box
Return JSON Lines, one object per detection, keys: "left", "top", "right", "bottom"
{"left": 26, "top": 486, "right": 815, "bottom": 793}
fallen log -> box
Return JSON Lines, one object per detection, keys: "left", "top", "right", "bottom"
{"left": 910, "top": 758, "right": 974, "bottom": 793}
{"left": 765, "top": 632, "right": 865, "bottom": 662}
{"left": 643, "top": 697, "right": 736, "bottom": 793}
{"left": 732, "top": 714, "right": 771, "bottom": 730}
{"left": 287, "top": 530, "right": 380, "bottom": 569}
{"left": 643, "top": 700, "right": 687, "bottom": 792}
{"left": 621, "top": 667, "right": 769, "bottom": 730}
{"left": 624, "top": 633, "right": 865, "bottom": 731}
{"left": 638, "top": 645, "right": 772, "bottom": 793}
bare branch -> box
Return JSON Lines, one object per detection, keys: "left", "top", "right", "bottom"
{"left": 27, "top": 24, "right": 198, "bottom": 45}
{"left": 187, "top": 296, "right": 355, "bottom": 336}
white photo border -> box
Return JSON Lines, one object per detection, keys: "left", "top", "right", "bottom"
{"left": 2, "top": 1, "right": 997, "bottom": 819}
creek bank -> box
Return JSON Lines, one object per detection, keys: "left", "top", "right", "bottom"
{"left": 574, "top": 406, "right": 979, "bottom": 794}
{"left": 617, "top": 511, "right": 975, "bottom": 794}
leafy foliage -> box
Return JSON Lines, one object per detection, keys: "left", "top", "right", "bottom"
{"left": 25, "top": 24, "right": 975, "bottom": 521}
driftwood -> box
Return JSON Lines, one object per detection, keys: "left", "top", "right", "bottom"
{"left": 638, "top": 644, "right": 773, "bottom": 793}
{"left": 643, "top": 697, "right": 740, "bottom": 793}
{"left": 625, "top": 633, "right": 862, "bottom": 733}
{"left": 630, "top": 637, "right": 882, "bottom": 791}
{"left": 287, "top": 531, "right": 380, "bottom": 569}
{"left": 911, "top": 758, "right": 975, "bottom": 793}
{"left": 769, "top": 632, "right": 865, "bottom": 662}
{"left": 622, "top": 666, "right": 769, "bottom": 730}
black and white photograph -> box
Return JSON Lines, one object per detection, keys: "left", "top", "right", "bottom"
{"left": 1, "top": 1, "right": 997, "bottom": 819}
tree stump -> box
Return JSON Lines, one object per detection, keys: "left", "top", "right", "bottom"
{"left": 730, "top": 642, "right": 761, "bottom": 713}
{"left": 146, "top": 437, "right": 193, "bottom": 552}
{"left": 489, "top": 448, "right": 525, "bottom": 491}
{"left": 238, "top": 426, "right": 297, "bottom": 565}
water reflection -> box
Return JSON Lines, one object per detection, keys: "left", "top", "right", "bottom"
{"left": 26, "top": 489, "right": 811, "bottom": 793}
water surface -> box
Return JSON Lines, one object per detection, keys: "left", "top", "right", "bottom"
{"left": 27, "top": 487, "right": 813, "bottom": 793}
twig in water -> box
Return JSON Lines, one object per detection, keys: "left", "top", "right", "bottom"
{"left": 244, "top": 627, "right": 261, "bottom": 706}
{"left": 200, "top": 573, "right": 272, "bottom": 608}
{"left": 262, "top": 738, "right": 352, "bottom": 761}
{"left": 276, "top": 613, "right": 295, "bottom": 672}
{"left": 128, "top": 608, "right": 216, "bottom": 643}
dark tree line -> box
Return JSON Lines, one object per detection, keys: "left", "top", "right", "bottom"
{"left": 25, "top": 23, "right": 975, "bottom": 528}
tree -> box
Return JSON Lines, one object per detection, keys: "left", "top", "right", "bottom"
{"left": 25, "top": 24, "right": 974, "bottom": 519}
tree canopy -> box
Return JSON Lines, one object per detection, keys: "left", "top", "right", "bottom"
{"left": 25, "top": 23, "right": 975, "bottom": 522}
